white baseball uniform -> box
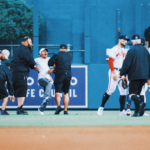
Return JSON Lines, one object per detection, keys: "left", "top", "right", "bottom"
{"left": 106, "top": 45, "right": 127, "bottom": 95}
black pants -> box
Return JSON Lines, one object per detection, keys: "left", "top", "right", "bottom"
{"left": 129, "top": 79, "right": 147, "bottom": 95}
{"left": 129, "top": 79, "right": 147, "bottom": 113}
{"left": 54, "top": 73, "right": 71, "bottom": 94}
{"left": 12, "top": 73, "right": 28, "bottom": 97}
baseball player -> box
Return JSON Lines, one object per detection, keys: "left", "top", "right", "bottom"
{"left": 97, "top": 35, "right": 130, "bottom": 116}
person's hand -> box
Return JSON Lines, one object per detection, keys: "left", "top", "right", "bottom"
{"left": 10, "top": 95, "right": 15, "bottom": 102}
{"left": 122, "top": 76, "right": 128, "bottom": 87}
{"left": 47, "top": 68, "right": 54, "bottom": 74}
{"left": 113, "top": 73, "right": 118, "bottom": 81}
{"left": 147, "top": 79, "right": 150, "bottom": 85}
{"left": 34, "top": 67, "right": 39, "bottom": 71}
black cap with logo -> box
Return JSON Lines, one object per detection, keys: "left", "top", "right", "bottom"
{"left": 119, "top": 35, "right": 130, "bottom": 41}
{"left": 60, "top": 44, "right": 67, "bottom": 49}
{"left": 132, "top": 34, "right": 140, "bottom": 40}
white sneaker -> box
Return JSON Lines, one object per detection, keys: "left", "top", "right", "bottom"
{"left": 119, "top": 110, "right": 127, "bottom": 116}
{"left": 38, "top": 109, "right": 44, "bottom": 115}
{"left": 144, "top": 112, "right": 149, "bottom": 116}
{"left": 126, "top": 109, "right": 131, "bottom": 116}
{"left": 97, "top": 107, "right": 104, "bottom": 116}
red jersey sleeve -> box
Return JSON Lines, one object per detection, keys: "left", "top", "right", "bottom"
{"left": 108, "top": 57, "right": 115, "bottom": 74}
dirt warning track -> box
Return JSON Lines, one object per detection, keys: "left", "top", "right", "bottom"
{"left": 0, "top": 127, "right": 150, "bottom": 150}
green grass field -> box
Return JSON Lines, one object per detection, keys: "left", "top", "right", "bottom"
{"left": 1, "top": 110, "right": 150, "bottom": 127}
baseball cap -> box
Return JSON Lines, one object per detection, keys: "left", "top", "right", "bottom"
{"left": 39, "top": 48, "right": 48, "bottom": 54}
{"left": 132, "top": 34, "right": 140, "bottom": 40}
{"left": 60, "top": 44, "right": 67, "bottom": 49}
{"left": 119, "top": 35, "right": 130, "bottom": 41}
{"left": 1, "top": 49, "right": 10, "bottom": 60}
{"left": 141, "top": 38, "right": 145, "bottom": 46}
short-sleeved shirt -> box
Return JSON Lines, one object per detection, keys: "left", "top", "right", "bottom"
{"left": 109, "top": 45, "right": 126, "bottom": 69}
{"left": 34, "top": 57, "right": 52, "bottom": 81}
{"left": 144, "top": 27, "right": 150, "bottom": 47}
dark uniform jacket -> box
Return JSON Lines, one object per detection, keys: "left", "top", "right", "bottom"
{"left": 48, "top": 51, "right": 72, "bottom": 81}
{"left": 11, "top": 44, "right": 35, "bottom": 76}
{"left": 120, "top": 44, "right": 150, "bottom": 81}
{"left": 144, "top": 26, "right": 150, "bottom": 47}
{"left": 0, "top": 65, "right": 14, "bottom": 95}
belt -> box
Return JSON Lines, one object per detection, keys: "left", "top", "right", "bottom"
{"left": 114, "top": 67, "right": 121, "bottom": 71}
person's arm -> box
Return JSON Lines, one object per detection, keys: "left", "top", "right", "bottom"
{"left": 144, "top": 29, "right": 149, "bottom": 49}
{"left": 108, "top": 57, "right": 115, "bottom": 74}
{"left": 146, "top": 41, "right": 149, "bottom": 49}
{"left": 47, "top": 68, "right": 55, "bottom": 74}
{"left": 23, "top": 48, "right": 36, "bottom": 69}
{"left": 5, "top": 68, "right": 14, "bottom": 96}
{"left": 108, "top": 47, "right": 118, "bottom": 80}
{"left": 34, "top": 58, "right": 39, "bottom": 71}
{"left": 48, "top": 54, "right": 57, "bottom": 66}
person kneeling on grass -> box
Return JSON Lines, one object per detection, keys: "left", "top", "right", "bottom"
{"left": 34, "top": 48, "right": 54, "bottom": 115}
{"left": 0, "top": 63, "right": 15, "bottom": 115}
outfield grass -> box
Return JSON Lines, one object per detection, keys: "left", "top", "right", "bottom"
{"left": 0, "top": 110, "right": 150, "bottom": 127}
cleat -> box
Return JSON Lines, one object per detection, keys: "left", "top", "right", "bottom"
{"left": 126, "top": 109, "right": 131, "bottom": 116}
{"left": 143, "top": 112, "right": 149, "bottom": 116}
{"left": 97, "top": 107, "right": 104, "bottom": 116}
{"left": 131, "top": 113, "right": 140, "bottom": 117}
{"left": 140, "top": 103, "right": 146, "bottom": 116}
{"left": 119, "top": 109, "right": 127, "bottom": 116}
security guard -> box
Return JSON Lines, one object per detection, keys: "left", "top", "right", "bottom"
{"left": 48, "top": 44, "right": 72, "bottom": 115}
{"left": 11, "top": 36, "right": 37, "bottom": 115}
{"left": 0, "top": 63, "right": 15, "bottom": 115}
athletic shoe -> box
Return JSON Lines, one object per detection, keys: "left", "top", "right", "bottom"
{"left": 17, "top": 107, "right": 28, "bottom": 115}
{"left": 64, "top": 111, "right": 69, "bottom": 115}
{"left": 1, "top": 110, "right": 9, "bottom": 115}
{"left": 97, "top": 107, "right": 104, "bottom": 116}
{"left": 20, "top": 105, "right": 28, "bottom": 115}
{"left": 126, "top": 109, "right": 131, "bottom": 116}
{"left": 43, "top": 96, "right": 52, "bottom": 103}
{"left": 54, "top": 106, "right": 62, "bottom": 115}
{"left": 140, "top": 103, "right": 146, "bottom": 116}
{"left": 119, "top": 110, "right": 127, "bottom": 116}
{"left": 131, "top": 113, "right": 140, "bottom": 117}
{"left": 143, "top": 112, "right": 149, "bottom": 116}
{"left": 38, "top": 109, "right": 44, "bottom": 115}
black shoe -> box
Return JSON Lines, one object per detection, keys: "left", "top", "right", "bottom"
{"left": 17, "top": 107, "right": 28, "bottom": 115}
{"left": 131, "top": 113, "right": 140, "bottom": 117}
{"left": 1, "top": 110, "right": 9, "bottom": 115}
{"left": 64, "top": 111, "right": 68, "bottom": 115}
{"left": 138, "top": 102, "right": 144, "bottom": 114}
{"left": 54, "top": 106, "right": 62, "bottom": 115}
{"left": 140, "top": 103, "right": 146, "bottom": 116}
{"left": 20, "top": 105, "right": 28, "bottom": 115}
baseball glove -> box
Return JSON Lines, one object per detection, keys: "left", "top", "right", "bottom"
{"left": 121, "top": 79, "right": 128, "bottom": 89}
